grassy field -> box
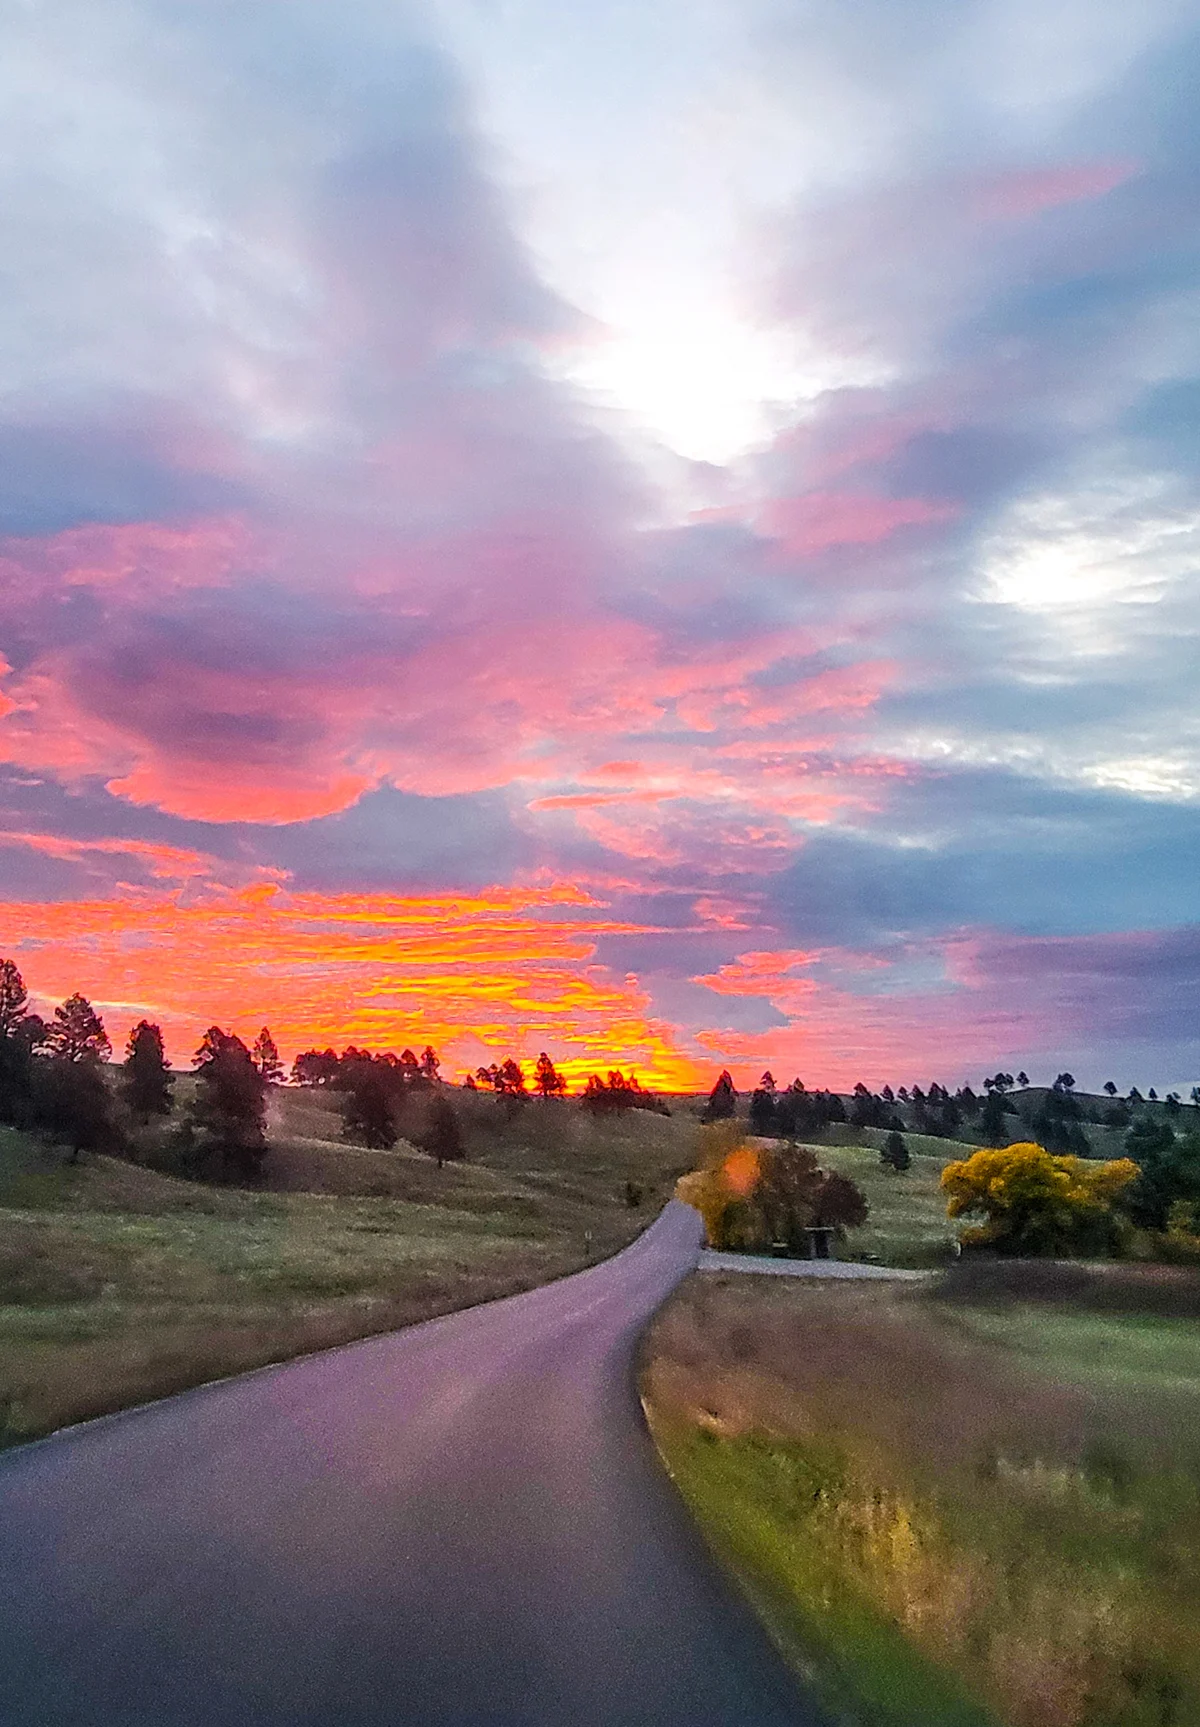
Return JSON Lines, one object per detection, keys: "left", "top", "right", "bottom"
{"left": 0, "top": 1087, "right": 698, "bottom": 1448}
{"left": 816, "top": 1134, "right": 966, "bottom": 1266}
{"left": 641, "top": 1263, "right": 1200, "bottom": 1727}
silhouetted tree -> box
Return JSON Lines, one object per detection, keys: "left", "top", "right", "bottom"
{"left": 1016, "top": 1071, "right": 1029, "bottom": 1088}
{"left": 1034, "top": 1082, "right": 1089, "bottom": 1155}
{"left": 340, "top": 1059, "right": 397, "bottom": 1150}
{"left": 581, "top": 1071, "right": 668, "bottom": 1115}
{"left": 980, "top": 1088, "right": 1013, "bottom": 1146}
{"left": 1104, "top": 1080, "right": 1118, "bottom": 1097}
{"left": 122, "top": 1020, "right": 173, "bottom": 1119}
{"left": 188, "top": 1030, "right": 267, "bottom": 1181}
{"left": 703, "top": 1070, "right": 737, "bottom": 1122}
{"left": 33, "top": 1057, "right": 117, "bottom": 1162}
{"left": 534, "top": 1052, "right": 567, "bottom": 1098}
{"left": 0, "top": 958, "right": 29, "bottom": 1039}
{"left": 419, "top": 1046, "right": 441, "bottom": 1082}
{"left": 251, "top": 1027, "right": 283, "bottom": 1085}
{"left": 421, "top": 1094, "right": 464, "bottom": 1167}
{"left": 291, "top": 1048, "right": 340, "bottom": 1087}
{"left": 0, "top": 957, "right": 38, "bottom": 1124}
{"left": 48, "top": 994, "right": 110, "bottom": 1065}
{"left": 955, "top": 1085, "right": 979, "bottom": 1120}
{"left": 749, "top": 1077, "right": 778, "bottom": 1135}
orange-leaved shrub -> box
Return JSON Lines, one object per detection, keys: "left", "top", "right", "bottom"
{"left": 682, "top": 1125, "right": 868, "bottom": 1253}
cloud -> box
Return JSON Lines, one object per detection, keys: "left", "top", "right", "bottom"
{"left": 0, "top": 0, "right": 1195, "bottom": 1086}
{"left": 0, "top": 878, "right": 704, "bottom": 1088}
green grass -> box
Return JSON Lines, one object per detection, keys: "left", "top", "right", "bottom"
{"left": 641, "top": 1271, "right": 1200, "bottom": 1727}
{"left": 0, "top": 1087, "right": 698, "bottom": 1447}
{"left": 944, "top": 1305, "right": 1200, "bottom": 1394}
{"left": 816, "top": 1137, "right": 965, "bottom": 1266}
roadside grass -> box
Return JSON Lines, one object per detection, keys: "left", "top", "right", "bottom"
{"left": 641, "top": 1270, "right": 1200, "bottom": 1727}
{"left": 0, "top": 1088, "right": 698, "bottom": 1448}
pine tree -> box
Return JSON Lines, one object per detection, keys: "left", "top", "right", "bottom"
{"left": 534, "top": 1052, "right": 567, "bottom": 1097}
{"left": 881, "top": 1130, "right": 911, "bottom": 1173}
{"left": 251, "top": 1027, "right": 283, "bottom": 1085}
{"left": 33, "top": 1058, "right": 117, "bottom": 1162}
{"left": 0, "top": 957, "right": 37, "bottom": 1124}
{"left": 980, "top": 1088, "right": 1012, "bottom": 1146}
{"left": 423, "top": 1094, "right": 464, "bottom": 1167}
{"left": 123, "top": 1020, "right": 173, "bottom": 1118}
{"left": 0, "top": 958, "right": 29, "bottom": 1038}
{"left": 703, "top": 1070, "right": 737, "bottom": 1122}
{"left": 187, "top": 1032, "right": 268, "bottom": 1181}
{"left": 340, "top": 1060, "right": 397, "bottom": 1150}
{"left": 48, "top": 994, "right": 111, "bottom": 1065}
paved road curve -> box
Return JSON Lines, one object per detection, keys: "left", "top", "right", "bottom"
{"left": 0, "top": 1201, "right": 822, "bottom": 1726}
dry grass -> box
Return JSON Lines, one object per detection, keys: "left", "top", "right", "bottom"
{"left": 641, "top": 1271, "right": 1200, "bottom": 1727}
{"left": 0, "top": 1086, "right": 698, "bottom": 1447}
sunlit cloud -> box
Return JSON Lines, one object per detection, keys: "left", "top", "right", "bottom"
{"left": 0, "top": 880, "right": 705, "bottom": 1089}
{"left": 0, "top": 0, "right": 1195, "bottom": 1084}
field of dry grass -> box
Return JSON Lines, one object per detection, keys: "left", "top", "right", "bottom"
{"left": 641, "top": 1265, "right": 1200, "bottom": 1727}
{"left": 0, "top": 1086, "right": 698, "bottom": 1447}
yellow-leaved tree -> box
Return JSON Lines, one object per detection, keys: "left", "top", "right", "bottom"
{"left": 941, "top": 1142, "right": 1138, "bottom": 1256}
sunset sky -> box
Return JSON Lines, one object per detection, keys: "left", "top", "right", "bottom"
{"left": 1, "top": 0, "right": 1197, "bottom": 1091}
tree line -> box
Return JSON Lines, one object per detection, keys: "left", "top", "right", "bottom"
{"left": 0, "top": 957, "right": 282, "bottom": 1179}
{"left": 0, "top": 953, "right": 675, "bottom": 1183}
{"left": 704, "top": 1066, "right": 1198, "bottom": 1159}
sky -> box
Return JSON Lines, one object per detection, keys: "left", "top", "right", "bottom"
{"left": 0, "top": 0, "right": 1197, "bottom": 1092}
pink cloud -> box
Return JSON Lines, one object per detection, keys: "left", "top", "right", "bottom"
{"left": 974, "top": 161, "right": 1140, "bottom": 222}
{"left": 763, "top": 491, "right": 958, "bottom": 558}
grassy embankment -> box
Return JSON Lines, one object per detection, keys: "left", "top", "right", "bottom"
{"left": 643, "top": 1232, "right": 1200, "bottom": 1727}
{"left": 0, "top": 1088, "right": 698, "bottom": 1448}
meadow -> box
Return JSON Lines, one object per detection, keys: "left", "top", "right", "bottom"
{"left": 815, "top": 1131, "right": 967, "bottom": 1266}
{"left": 0, "top": 1087, "right": 698, "bottom": 1448}
{"left": 641, "top": 1262, "right": 1200, "bottom": 1727}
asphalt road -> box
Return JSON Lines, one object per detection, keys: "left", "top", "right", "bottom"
{"left": 0, "top": 1200, "right": 822, "bottom": 1726}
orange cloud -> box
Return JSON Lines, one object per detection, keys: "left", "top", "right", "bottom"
{"left": 0, "top": 880, "right": 704, "bottom": 1090}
